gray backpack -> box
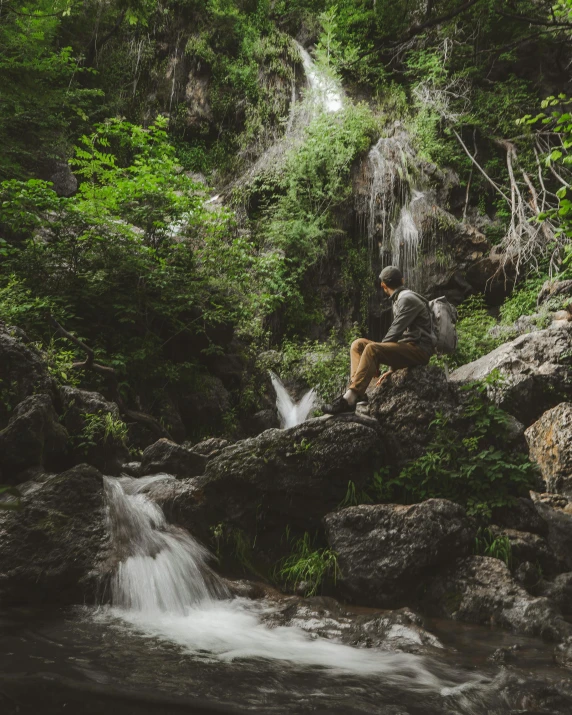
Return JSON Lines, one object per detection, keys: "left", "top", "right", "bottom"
{"left": 428, "top": 296, "right": 458, "bottom": 354}
{"left": 402, "top": 291, "right": 458, "bottom": 355}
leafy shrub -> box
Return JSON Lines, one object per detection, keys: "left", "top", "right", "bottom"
{"left": 499, "top": 276, "right": 547, "bottom": 324}
{"left": 279, "top": 327, "right": 360, "bottom": 401}
{"left": 474, "top": 527, "right": 512, "bottom": 567}
{"left": 76, "top": 411, "right": 128, "bottom": 453}
{"left": 372, "top": 374, "right": 536, "bottom": 519}
{"left": 275, "top": 532, "right": 339, "bottom": 597}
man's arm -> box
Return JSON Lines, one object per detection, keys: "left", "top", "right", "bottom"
{"left": 382, "top": 294, "right": 424, "bottom": 343}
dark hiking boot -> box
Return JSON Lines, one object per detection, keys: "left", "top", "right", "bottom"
{"left": 322, "top": 395, "right": 356, "bottom": 415}
{"left": 357, "top": 394, "right": 369, "bottom": 406}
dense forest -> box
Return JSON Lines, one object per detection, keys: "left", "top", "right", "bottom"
{"left": 1, "top": 0, "right": 572, "bottom": 444}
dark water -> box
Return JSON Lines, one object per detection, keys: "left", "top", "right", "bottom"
{"left": 2, "top": 605, "right": 572, "bottom": 715}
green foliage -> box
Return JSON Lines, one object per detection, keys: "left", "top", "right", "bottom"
{"left": 275, "top": 532, "right": 338, "bottom": 597}
{"left": 76, "top": 411, "right": 128, "bottom": 452}
{"left": 375, "top": 374, "right": 536, "bottom": 519}
{"left": 499, "top": 276, "right": 547, "bottom": 325}
{"left": 435, "top": 294, "right": 501, "bottom": 370}
{"left": 474, "top": 527, "right": 512, "bottom": 567}
{"left": 278, "top": 327, "right": 360, "bottom": 401}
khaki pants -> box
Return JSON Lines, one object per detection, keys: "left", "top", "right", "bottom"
{"left": 349, "top": 339, "right": 431, "bottom": 395}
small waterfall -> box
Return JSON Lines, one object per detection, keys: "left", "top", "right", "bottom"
{"left": 356, "top": 136, "right": 415, "bottom": 261}
{"left": 99, "top": 474, "right": 462, "bottom": 685}
{"left": 104, "top": 475, "right": 229, "bottom": 613}
{"left": 269, "top": 371, "right": 317, "bottom": 428}
{"left": 381, "top": 190, "right": 427, "bottom": 290}
{"left": 295, "top": 42, "right": 343, "bottom": 114}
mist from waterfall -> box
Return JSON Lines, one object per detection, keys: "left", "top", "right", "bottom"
{"left": 269, "top": 371, "right": 317, "bottom": 429}
{"left": 97, "top": 474, "right": 476, "bottom": 691}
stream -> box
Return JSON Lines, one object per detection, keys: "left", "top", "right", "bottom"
{"left": 2, "top": 475, "right": 572, "bottom": 714}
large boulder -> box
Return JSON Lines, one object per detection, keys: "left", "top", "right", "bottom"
{"left": 525, "top": 403, "right": 572, "bottom": 496}
{"left": 59, "top": 386, "right": 130, "bottom": 475}
{"left": 450, "top": 323, "right": 572, "bottom": 425}
{"left": 145, "top": 417, "right": 384, "bottom": 567}
{"left": 0, "top": 464, "right": 109, "bottom": 605}
{"left": 426, "top": 555, "right": 570, "bottom": 641}
{"left": 140, "top": 438, "right": 207, "bottom": 478}
{"left": 366, "top": 365, "right": 460, "bottom": 466}
{"left": 0, "top": 322, "right": 57, "bottom": 427}
{"left": 532, "top": 495, "right": 572, "bottom": 573}
{"left": 488, "top": 525, "right": 565, "bottom": 577}
{"left": 323, "top": 499, "right": 475, "bottom": 608}
{"left": 0, "top": 395, "right": 68, "bottom": 484}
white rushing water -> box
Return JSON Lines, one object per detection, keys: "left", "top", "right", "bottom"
{"left": 269, "top": 371, "right": 317, "bottom": 428}
{"left": 295, "top": 41, "right": 344, "bottom": 114}
{"left": 98, "top": 475, "right": 465, "bottom": 690}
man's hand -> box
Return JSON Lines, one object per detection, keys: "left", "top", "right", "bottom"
{"left": 375, "top": 369, "right": 394, "bottom": 387}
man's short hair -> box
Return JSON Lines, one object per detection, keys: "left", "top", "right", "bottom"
{"left": 379, "top": 265, "right": 403, "bottom": 289}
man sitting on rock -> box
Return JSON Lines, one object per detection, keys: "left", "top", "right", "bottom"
{"left": 323, "top": 266, "right": 434, "bottom": 414}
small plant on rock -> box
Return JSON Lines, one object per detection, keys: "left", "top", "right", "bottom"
{"left": 474, "top": 528, "right": 512, "bottom": 567}
{"left": 275, "top": 532, "right": 339, "bottom": 597}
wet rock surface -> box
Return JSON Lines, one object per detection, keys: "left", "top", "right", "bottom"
{"left": 140, "top": 438, "right": 207, "bottom": 478}
{"left": 450, "top": 323, "right": 572, "bottom": 426}
{"left": 324, "top": 499, "right": 475, "bottom": 608}
{"left": 526, "top": 402, "right": 572, "bottom": 496}
{"left": 263, "top": 597, "right": 443, "bottom": 654}
{"left": 426, "top": 555, "right": 571, "bottom": 641}
{"left": 0, "top": 395, "right": 68, "bottom": 484}
{"left": 0, "top": 464, "right": 108, "bottom": 605}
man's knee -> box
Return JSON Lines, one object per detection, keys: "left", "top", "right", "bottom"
{"left": 362, "top": 343, "right": 379, "bottom": 360}
{"left": 351, "top": 338, "right": 370, "bottom": 352}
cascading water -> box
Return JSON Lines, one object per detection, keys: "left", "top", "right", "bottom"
{"left": 295, "top": 42, "right": 344, "bottom": 114}
{"left": 269, "top": 371, "right": 317, "bottom": 429}
{"left": 97, "top": 474, "right": 493, "bottom": 701}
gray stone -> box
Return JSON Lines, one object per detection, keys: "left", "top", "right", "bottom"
{"left": 324, "top": 499, "right": 475, "bottom": 608}
{"left": 49, "top": 162, "right": 77, "bottom": 197}
{"left": 0, "top": 464, "right": 109, "bottom": 605}
{"left": 538, "top": 572, "right": 572, "bottom": 615}
{"left": 0, "top": 395, "right": 68, "bottom": 483}
{"left": 190, "top": 437, "right": 231, "bottom": 457}
{"left": 525, "top": 402, "right": 572, "bottom": 496}
{"left": 489, "top": 525, "right": 564, "bottom": 577}
{"left": 450, "top": 323, "right": 572, "bottom": 426}
{"left": 147, "top": 418, "right": 384, "bottom": 567}
{"left": 366, "top": 365, "right": 460, "bottom": 466}
{"left": 538, "top": 279, "right": 572, "bottom": 306}
{"left": 140, "top": 438, "right": 207, "bottom": 478}
{"left": 0, "top": 322, "right": 57, "bottom": 428}
{"left": 532, "top": 497, "right": 572, "bottom": 572}
{"left": 492, "top": 497, "right": 548, "bottom": 536}
{"left": 426, "top": 555, "right": 570, "bottom": 641}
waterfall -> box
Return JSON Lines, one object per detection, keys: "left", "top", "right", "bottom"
{"left": 382, "top": 189, "right": 427, "bottom": 290}
{"left": 269, "top": 371, "right": 317, "bottom": 428}
{"left": 98, "top": 474, "right": 461, "bottom": 685}
{"left": 295, "top": 42, "right": 344, "bottom": 114}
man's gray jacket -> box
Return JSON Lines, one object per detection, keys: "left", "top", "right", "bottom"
{"left": 382, "top": 287, "right": 434, "bottom": 355}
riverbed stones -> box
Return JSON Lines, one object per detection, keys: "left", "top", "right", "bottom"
{"left": 0, "top": 464, "right": 109, "bottom": 605}
{"left": 140, "top": 438, "right": 207, "bottom": 478}
{"left": 525, "top": 402, "right": 572, "bottom": 496}
{"left": 323, "top": 499, "right": 475, "bottom": 608}
{"left": 450, "top": 323, "right": 572, "bottom": 426}
{"left": 426, "top": 555, "right": 570, "bottom": 641}
{"left": 0, "top": 394, "right": 68, "bottom": 484}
